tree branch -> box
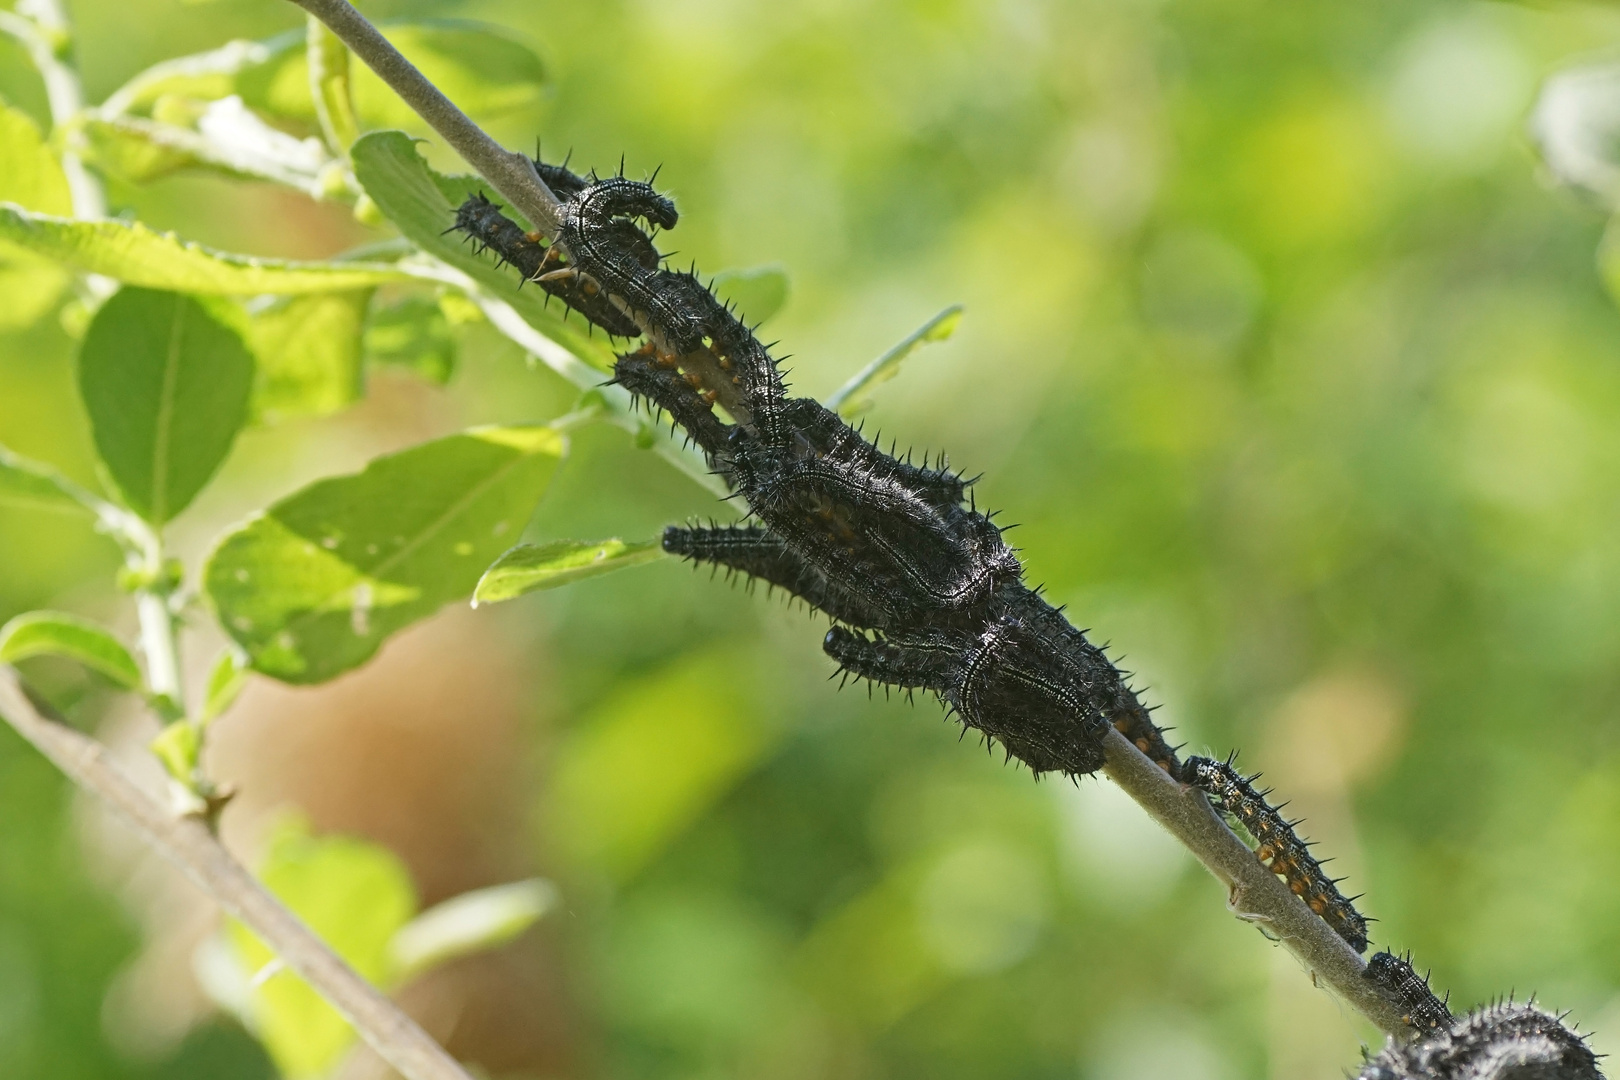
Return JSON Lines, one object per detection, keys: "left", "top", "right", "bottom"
{"left": 0, "top": 667, "right": 476, "bottom": 1080}
{"left": 291, "top": 0, "right": 1412, "bottom": 1039}
{"left": 1101, "top": 728, "right": 1407, "bottom": 1034}
{"left": 282, "top": 0, "right": 562, "bottom": 236}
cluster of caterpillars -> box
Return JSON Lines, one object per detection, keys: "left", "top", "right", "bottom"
{"left": 452, "top": 161, "right": 1603, "bottom": 1078}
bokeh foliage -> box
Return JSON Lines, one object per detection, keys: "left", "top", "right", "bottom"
{"left": 4, "top": 0, "right": 1620, "bottom": 1078}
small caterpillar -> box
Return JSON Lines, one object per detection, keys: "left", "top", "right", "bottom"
{"left": 1365, "top": 950, "right": 1452, "bottom": 1034}
{"left": 1357, "top": 1000, "right": 1601, "bottom": 1080}
{"left": 1180, "top": 754, "right": 1368, "bottom": 953}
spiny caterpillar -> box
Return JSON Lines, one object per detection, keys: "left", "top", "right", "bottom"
{"left": 1365, "top": 950, "right": 1453, "bottom": 1034}
{"left": 454, "top": 161, "right": 1178, "bottom": 781}
{"left": 1180, "top": 753, "right": 1369, "bottom": 953}
{"left": 1358, "top": 1000, "right": 1601, "bottom": 1080}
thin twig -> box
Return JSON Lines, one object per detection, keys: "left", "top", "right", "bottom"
{"left": 1101, "top": 728, "right": 1407, "bottom": 1035}
{"left": 290, "top": 0, "right": 1413, "bottom": 1038}
{"left": 0, "top": 668, "right": 476, "bottom": 1080}
{"left": 282, "top": 0, "right": 562, "bottom": 236}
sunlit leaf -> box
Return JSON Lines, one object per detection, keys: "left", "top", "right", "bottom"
{"left": 548, "top": 649, "right": 779, "bottom": 881}
{"left": 0, "top": 611, "right": 142, "bottom": 690}
{"left": 306, "top": 17, "right": 358, "bottom": 154}
{"left": 0, "top": 204, "right": 409, "bottom": 294}
{"left": 364, "top": 295, "right": 456, "bottom": 385}
{"left": 79, "top": 288, "right": 255, "bottom": 524}
{"left": 200, "top": 649, "right": 248, "bottom": 723}
{"left": 388, "top": 878, "right": 557, "bottom": 984}
{"left": 98, "top": 38, "right": 278, "bottom": 118}
{"left": 350, "top": 131, "right": 619, "bottom": 372}
{"left": 0, "top": 444, "right": 106, "bottom": 518}
{"left": 244, "top": 290, "right": 371, "bottom": 421}
{"left": 203, "top": 425, "right": 565, "bottom": 684}
{"left": 227, "top": 817, "right": 416, "bottom": 1079}
{"left": 710, "top": 264, "right": 790, "bottom": 325}
{"left": 826, "top": 304, "right": 964, "bottom": 417}
{"left": 0, "top": 100, "right": 71, "bottom": 215}
{"left": 472, "top": 538, "right": 664, "bottom": 606}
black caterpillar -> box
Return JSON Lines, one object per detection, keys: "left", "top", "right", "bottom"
{"left": 1358, "top": 1001, "right": 1601, "bottom": 1080}
{"left": 454, "top": 163, "right": 1603, "bottom": 1077}
{"left": 1180, "top": 754, "right": 1369, "bottom": 953}
{"left": 455, "top": 162, "right": 1179, "bottom": 781}
{"left": 1365, "top": 950, "right": 1453, "bottom": 1033}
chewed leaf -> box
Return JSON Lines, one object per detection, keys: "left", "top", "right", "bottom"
{"left": 826, "top": 304, "right": 964, "bottom": 417}
{"left": 473, "top": 538, "right": 664, "bottom": 606}
{"left": 203, "top": 425, "right": 565, "bottom": 684}
{"left": 388, "top": 878, "right": 558, "bottom": 984}
{"left": 0, "top": 611, "right": 143, "bottom": 690}
{"left": 0, "top": 204, "right": 409, "bottom": 294}
{"left": 79, "top": 288, "right": 255, "bottom": 524}
{"left": 711, "top": 264, "right": 790, "bottom": 325}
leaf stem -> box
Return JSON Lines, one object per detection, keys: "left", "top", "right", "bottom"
{"left": 289, "top": 0, "right": 1414, "bottom": 1039}
{"left": 282, "top": 0, "right": 563, "bottom": 237}
{"left": 1101, "top": 728, "right": 1408, "bottom": 1035}
{"left": 0, "top": 668, "right": 477, "bottom": 1080}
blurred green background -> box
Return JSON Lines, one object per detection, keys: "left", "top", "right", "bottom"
{"left": 6, "top": 0, "right": 1620, "bottom": 1077}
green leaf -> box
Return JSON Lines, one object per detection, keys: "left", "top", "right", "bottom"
{"left": 350, "top": 131, "right": 618, "bottom": 372}
{"left": 363, "top": 295, "right": 456, "bottom": 385}
{"left": 826, "top": 304, "right": 965, "bottom": 417}
{"left": 306, "top": 17, "right": 358, "bottom": 154}
{"left": 228, "top": 817, "right": 416, "bottom": 1078}
{"left": 388, "top": 878, "right": 557, "bottom": 984}
{"left": 711, "top": 264, "right": 790, "bottom": 325}
{"left": 150, "top": 720, "right": 200, "bottom": 783}
{"left": 0, "top": 100, "right": 71, "bottom": 215}
{"left": 79, "top": 104, "right": 336, "bottom": 196}
{"left": 79, "top": 288, "right": 255, "bottom": 524}
{"left": 204, "top": 425, "right": 566, "bottom": 684}
{"left": 473, "top": 538, "right": 664, "bottom": 606}
{"left": 0, "top": 611, "right": 143, "bottom": 690}
{"left": 0, "top": 204, "right": 410, "bottom": 294}
{"left": 0, "top": 444, "right": 106, "bottom": 517}
{"left": 200, "top": 649, "right": 248, "bottom": 723}
{"left": 244, "top": 290, "right": 371, "bottom": 421}
{"left": 98, "top": 39, "right": 281, "bottom": 119}
{"left": 0, "top": 101, "right": 72, "bottom": 328}
{"left": 238, "top": 21, "right": 546, "bottom": 129}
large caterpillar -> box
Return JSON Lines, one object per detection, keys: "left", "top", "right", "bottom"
{"left": 1358, "top": 1000, "right": 1600, "bottom": 1080}
{"left": 454, "top": 162, "right": 1179, "bottom": 782}
{"left": 1179, "top": 754, "right": 1369, "bottom": 953}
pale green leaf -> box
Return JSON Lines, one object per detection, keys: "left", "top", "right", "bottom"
{"left": 0, "top": 444, "right": 106, "bottom": 517}
{"left": 0, "top": 203, "right": 410, "bottom": 294}
{"left": 0, "top": 611, "right": 142, "bottom": 690}
{"left": 547, "top": 649, "right": 780, "bottom": 881}
{"left": 79, "top": 288, "right": 255, "bottom": 524}
{"left": 0, "top": 100, "right": 71, "bottom": 215}
{"left": 473, "top": 538, "right": 664, "bottom": 606}
{"left": 306, "top": 17, "right": 358, "bottom": 153}
{"left": 244, "top": 290, "right": 371, "bottom": 421}
{"left": 80, "top": 103, "right": 335, "bottom": 196}
{"left": 228, "top": 817, "right": 416, "bottom": 1079}
{"left": 363, "top": 295, "right": 456, "bottom": 384}
{"left": 203, "top": 425, "right": 566, "bottom": 684}
{"left": 711, "top": 264, "right": 790, "bottom": 325}
{"left": 388, "top": 878, "right": 557, "bottom": 984}
{"left": 826, "top": 304, "right": 965, "bottom": 417}
{"left": 200, "top": 649, "right": 248, "bottom": 723}
{"left": 350, "top": 131, "right": 619, "bottom": 372}
{"left": 99, "top": 39, "right": 278, "bottom": 118}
